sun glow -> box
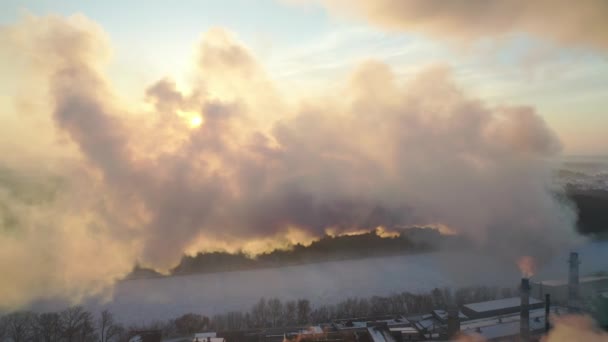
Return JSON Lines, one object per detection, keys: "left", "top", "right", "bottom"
{"left": 175, "top": 110, "right": 204, "bottom": 128}
{"left": 189, "top": 115, "right": 203, "bottom": 128}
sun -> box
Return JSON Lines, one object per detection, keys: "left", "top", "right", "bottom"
{"left": 176, "top": 109, "right": 204, "bottom": 128}
{"left": 189, "top": 115, "right": 203, "bottom": 128}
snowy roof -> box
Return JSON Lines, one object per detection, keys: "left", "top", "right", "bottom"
{"left": 129, "top": 332, "right": 161, "bottom": 342}
{"left": 459, "top": 306, "right": 567, "bottom": 340}
{"left": 413, "top": 317, "right": 441, "bottom": 331}
{"left": 333, "top": 316, "right": 409, "bottom": 330}
{"left": 389, "top": 326, "right": 419, "bottom": 334}
{"left": 192, "top": 333, "right": 224, "bottom": 342}
{"left": 333, "top": 320, "right": 368, "bottom": 330}
{"left": 432, "top": 309, "right": 468, "bottom": 321}
{"left": 193, "top": 333, "right": 216, "bottom": 338}
{"left": 534, "top": 276, "right": 608, "bottom": 287}
{"left": 463, "top": 297, "right": 541, "bottom": 313}
{"left": 461, "top": 313, "right": 548, "bottom": 340}
{"left": 298, "top": 326, "right": 323, "bottom": 335}
{"left": 367, "top": 326, "right": 397, "bottom": 342}
{"left": 465, "top": 320, "right": 520, "bottom": 340}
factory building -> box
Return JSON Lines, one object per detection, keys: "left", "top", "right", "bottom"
{"left": 531, "top": 276, "right": 608, "bottom": 304}
{"left": 461, "top": 297, "right": 543, "bottom": 319}
{"left": 161, "top": 251, "right": 602, "bottom": 341}
{"left": 458, "top": 306, "right": 567, "bottom": 341}
{"left": 531, "top": 252, "right": 608, "bottom": 306}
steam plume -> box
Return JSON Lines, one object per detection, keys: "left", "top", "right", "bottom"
{"left": 542, "top": 314, "right": 608, "bottom": 342}
{"left": 0, "top": 14, "right": 578, "bottom": 308}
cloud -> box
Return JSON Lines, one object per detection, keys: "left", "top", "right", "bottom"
{"left": 0, "top": 14, "right": 579, "bottom": 308}
{"left": 313, "top": 0, "right": 608, "bottom": 51}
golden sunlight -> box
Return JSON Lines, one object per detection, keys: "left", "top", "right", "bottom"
{"left": 189, "top": 115, "right": 203, "bottom": 128}
{"left": 175, "top": 109, "right": 204, "bottom": 128}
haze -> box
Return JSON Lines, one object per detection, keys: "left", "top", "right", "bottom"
{"left": 0, "top": 0, "right": 607, "bottom": 318}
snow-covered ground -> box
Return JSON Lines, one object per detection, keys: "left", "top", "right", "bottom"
{"left": 90, "top": 241, "right": 608, "bottom": 324}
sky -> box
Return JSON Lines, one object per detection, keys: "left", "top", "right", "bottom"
{"left": 2, "top": 0, "right": 607, "bottom": 154}
{"left": 0, "top": 1, "right": 607, "bottom": 309}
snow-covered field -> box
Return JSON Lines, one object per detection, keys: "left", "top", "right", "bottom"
{"left": 94, "top": 241, "right": 607, "bottom": 324}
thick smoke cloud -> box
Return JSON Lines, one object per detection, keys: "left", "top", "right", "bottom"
{"left": 1, "top": 14, "right": 578, "bottom": 308}
{"left": 314, "top": 0, "right": 608, "bottom": 51}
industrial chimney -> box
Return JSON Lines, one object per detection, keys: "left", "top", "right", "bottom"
{"left": 447, "top": 304, "right": 460, "bottom": 338}
{"left": 568, "top": 252, "right": 580, "bottom": 312}
{"left": 520, "top": 278, "right": 530, "bottom": 341}
{"left": 545, "top": 294, "right": 551, "bottom": 333}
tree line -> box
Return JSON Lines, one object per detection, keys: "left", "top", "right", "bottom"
{"left": 209, "top": 285, "right": 514, "bottom": 331}
{"left": 0, "top": 307, "right": 122, "bottom": 342}
{"left": 128, "top": 227, "right": 462, "bottom": 279}
{"left": 0, "top": 285, "right": 515, "bottom": 341}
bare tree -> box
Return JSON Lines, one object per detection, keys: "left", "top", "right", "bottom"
{"left": 3, "top": 311, "right": 35, "bottom": 342}
{"left": 34, "top": 312, "right": 63, "bottom": 342}
{"left": 174, "top": 313, "right": 208, "bottom": 336}
{"left": 98, "top": 310, "right": 121, "bottom": 342}
{"left": 284, "top": 301, "right": 296, "bottom": 326}
{"left": 267, "top": 298, "right": 283, "bottom": 327}
{"left": 0, "top": 315, "right": 7, "bottom": 341}
{"left": 109, "top": 323, "right": 125, "bottom": 342}
{"left": 60, "top": 306, "right": 96, "bottom": 342}
{"left": 223, "top": 311, "right": 245, "bottom": 331}
{"left": 296, "top": 299, "right": 310, "bottom": 325}
{"left": 77, "top": 312, "right": 96, "bottom": 342}
{"left": 251, "top": 298, "right": 267, "bottom": 328}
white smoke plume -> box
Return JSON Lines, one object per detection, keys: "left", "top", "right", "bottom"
{"left": 455, "top": 315, "right": 608, "bottom": 341}
{"left": 0, "top": 14, "right": 578, "bottom": 309}
{"left": 543, "top": 315, "right": 608, "bottom": 342}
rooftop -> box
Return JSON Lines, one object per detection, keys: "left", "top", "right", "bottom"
{"left": 463, "top": 297, "right": 542, "bottom": 313}
{"left": 432, "top": 309, "right": 468, "bottom": 321}
{"left": 193, "top": 333, "right": 216, "bottom": 338}
{"left": 459, "top": 306, "right": 568, "bottom": 340}
{"left": 298, "top": 326, "right": 323, "bottom": 335}
{"left": 388, "top": 326, "right": 418, "bottom": 333}
{"left": 333, "top": 316, "right": 409, "bottom": 330}
{"left": 367, "top": 326, "right": 397, "bottom": 342}
{"left": 534, "top": 276, "right": 608, "bottom": 287}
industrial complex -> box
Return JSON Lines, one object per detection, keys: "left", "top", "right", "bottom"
{"left": 127, "top": 252, "right": 607, "bottom": 342}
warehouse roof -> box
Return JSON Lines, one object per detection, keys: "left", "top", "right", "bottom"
{"left": 535, "top": 276, "right": 608, "bottom": 287}
{"left": 464, "top": 297, "right": 541, "bottom": 314}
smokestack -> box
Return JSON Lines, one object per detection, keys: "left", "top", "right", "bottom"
{"left": 545, "top": 294, "right": 551, "bottom": 333}
{"left": 447, "top": 304, "right": 460, "bottom": 338}
{"left": 568, "top": 252, "right": 580, "bottom": 312}
{"left": 520, "top": 278, "right": 530, "bottom": 341}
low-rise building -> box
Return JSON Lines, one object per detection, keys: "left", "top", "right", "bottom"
{"left": 458, "top": 306, "right": 567, "bottom": 341}
{"left": 461, "top": 297, "right": 543, "bottom": 319}
{"left": 531, "top": 276, "right": 608, "bottom": 304}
